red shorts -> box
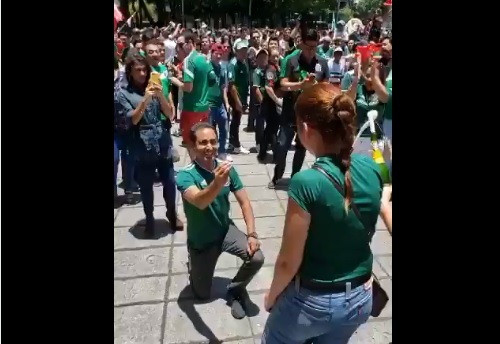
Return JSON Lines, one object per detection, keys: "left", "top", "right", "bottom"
{"left": 180, "top": 110, "right": 209, "bottom": 144}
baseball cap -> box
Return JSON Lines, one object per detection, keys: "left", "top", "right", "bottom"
{"left": 334, "top": 47, "right": 343, "bottom": 53}
{"left": 211, "top": 43, "right": 224, "bottom": 54}
{"left": 235, "top": 40, "right": 249, "bottom": 50}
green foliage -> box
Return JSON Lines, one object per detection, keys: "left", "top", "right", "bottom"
{"left": 353, "top": 0, "right": 383, "bottom": 18}
{"left": 338, "top": 6, "right": 354, "bottom": 22}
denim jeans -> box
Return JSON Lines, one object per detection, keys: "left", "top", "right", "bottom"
{"left": 135, "top": 157, "right": 176, "bottom": 220}
{"left": 209, "top": 105, "right": 228, "bottom": 155}
{"left": 114, "top": 138, "right": 119, "bottom": 195}
{"left": 116, "top": 137, "right": 138, "bottom": 193}
{"left": 262, "top": 282, "right": 372, "bottom": 344}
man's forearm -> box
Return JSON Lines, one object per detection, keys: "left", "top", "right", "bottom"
{"left": 191, "top": 182, "right": 224, "bottom": 210}
{"left": 240, "top": 201, "right": 256, "bottom": 235}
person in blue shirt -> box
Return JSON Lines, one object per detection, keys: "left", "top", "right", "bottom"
{"left": 116, "top": 49, "right": 184, "bottom": 236}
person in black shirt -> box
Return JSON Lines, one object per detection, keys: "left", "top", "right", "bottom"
{"left": 268, "top": 28, "right": 329, "bottom": 189}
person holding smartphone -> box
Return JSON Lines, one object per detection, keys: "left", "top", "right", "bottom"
{"left": 269, "top": 26, "right": 329, "bottom": 189}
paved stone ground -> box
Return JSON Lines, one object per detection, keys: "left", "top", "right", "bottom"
{"left": 114, "top": 117, "right": 393, "bottom": 344}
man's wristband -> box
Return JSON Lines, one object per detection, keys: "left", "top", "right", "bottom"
{"left": 247, "top": 232, "right": 259, "bottom": 239}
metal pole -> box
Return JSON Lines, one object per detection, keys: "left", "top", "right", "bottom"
{"left": 249, "top": 0, "right": 253, "bottom": 28}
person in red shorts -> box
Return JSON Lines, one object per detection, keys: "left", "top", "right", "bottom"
{"left": 169, "top": 31, "right": 216, "bottom": 159}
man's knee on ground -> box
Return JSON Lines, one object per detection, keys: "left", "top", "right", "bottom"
{"left": 247, "top": 249, "right": 265, "bottom": 269}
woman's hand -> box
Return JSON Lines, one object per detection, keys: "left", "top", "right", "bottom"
{"left": 264, "top": 292, "right": 276, "bottom": 312}
{"left": 144, "top": 84, "right": 156, "bottom": 103}
{"left": 151, "top": 84, "right": 164, "bottom": 98}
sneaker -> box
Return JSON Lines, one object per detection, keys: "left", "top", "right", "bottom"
{"left": 172, "top": 128, "right": 182, "bottom": 137}
{"left": 267, "top": 179, "right": 279, "bottom": 189}
{"left": 233, "top": 146, "right": 250, "bottom": 154}
{"left": 218, "top": 153, "right": 233, "bottom": 162}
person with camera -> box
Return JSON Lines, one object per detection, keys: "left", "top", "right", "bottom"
{"left": 269, "top": 27, "right": 329, "bottom": 189}
{"left": 115, "top": 49, "right": 183, "bottom": 237}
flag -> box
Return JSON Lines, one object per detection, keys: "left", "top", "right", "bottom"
{"left": 114, "top": 4, "right": 124, "bottom": 31}
{"left": 331, "top": 11, "right": 336, "bottom": 30}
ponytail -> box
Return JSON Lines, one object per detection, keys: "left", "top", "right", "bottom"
{"left": 331, "top": 93, "right": 357, "bottom": 213}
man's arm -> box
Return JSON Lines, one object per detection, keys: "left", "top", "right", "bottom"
{"left": 176, "top": 171, "right": 224, "bottom": 210}
{"left": 230, "top": 168, "right": 256, "bottom": 236}
{"left": 228, "top": 62, "right": 242, "bottom": 110}
{"left": 280, "top": 58, "right": 302, "bottom": 91}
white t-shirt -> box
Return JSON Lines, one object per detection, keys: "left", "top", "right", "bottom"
{"left": 164, "top": 39, "right": 176, "bottom": 63}
{"left": 327, "top": 58, "right": 346, "bottom": 84}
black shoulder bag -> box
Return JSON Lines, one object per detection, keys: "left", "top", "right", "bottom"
{"left": 312, "top": 165, "right": 389, "bottom": 317}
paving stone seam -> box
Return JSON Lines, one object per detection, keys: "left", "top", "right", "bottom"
{"left": 114, "top": 299, "right": 164, "bottom": 308}
{"left": 114, "top": 266, "right": 392, "bottom": 282}
{"left": 374, "top": 256, "right": 392, "bottom": 277}
{"left": 165, "top": 334, "right": 255, "bottom": 344}
{"left": 159, "top": 191, "right": 181, "bottom": 344}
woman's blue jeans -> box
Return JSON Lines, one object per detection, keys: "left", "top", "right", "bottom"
{"left": 209, "top": 105, "right": 228, "bottom": 155}
{"left": 262, "top": 280, "right": 372, "bottom": 344}
{"left": 114, "top": 138, "right": 119, "bottom": 195}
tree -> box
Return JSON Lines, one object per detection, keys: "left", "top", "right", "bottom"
{"left": 353, "top": 0, "right": 383, "bottom": 18}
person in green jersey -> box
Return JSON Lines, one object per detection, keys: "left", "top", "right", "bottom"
{"left": 169, "top": 31, "right": 215, "bottom": 159}
{"left": 263, "top": 84, "right": 388, "bottom": 343}
{"left": 252, "top": 49, "right": 269, "bottom": 156}
{"left": 143, "top": 40, "right": 174, "bottom": 129}
{"left": 342, "top": 56, "right": 389, "bottom": 157}
{"left": 316, "top": 36, "right": 333, "bottom": 58}
{"left": 270, "top": 28, "right": 329, "bottom": 189}
{"left": 227, "top": 40, "right": 251, "bottom": 154}
{"left": 207, "top": 44, "right": 231, "bottom": 161}
{"left": 380, "top": 37, "right": 392, "bottom": 175}
{"left": 176, "top": 122, "right": 264, "bottom": 320}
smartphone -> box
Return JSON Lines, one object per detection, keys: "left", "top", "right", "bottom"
{"left": 149, "top": 72, "right": 161, "bottom": 86}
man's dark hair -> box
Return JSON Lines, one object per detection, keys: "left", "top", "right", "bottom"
{"left": 269, "top": 35, "right": 279, "bottom": 42}
{"left": 141, "top": 30, "right": 155, "bottom": 44}
{"left": 181, "top": 30, "right": 198, "bottom": 45}
{"left": 189, "top": 122, "right": 217, "bottom": 145}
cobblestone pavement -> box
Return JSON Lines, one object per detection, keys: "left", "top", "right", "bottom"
{"left": 114, "top": 117, "right": 393, "bottom": 344}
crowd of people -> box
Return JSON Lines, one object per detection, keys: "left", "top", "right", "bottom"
{"left": 114, "top": 11, "right": 392, "bottom": 344}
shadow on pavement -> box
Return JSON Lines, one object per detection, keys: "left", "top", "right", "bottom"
{"left": 177, "top": 276, "right": 234, "bottom": 343}
{"left": 128, "top": 218, "right": 173, "bottom": 240}
{"left": 274, "top": 178, "right": 291, "bottom": 191}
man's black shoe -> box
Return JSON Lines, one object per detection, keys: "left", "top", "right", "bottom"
{"left": 227, "top": 288, "right": 250, "bottom": 319}
{"left": 144, "top": 217, "right": 155, "bottom": 239}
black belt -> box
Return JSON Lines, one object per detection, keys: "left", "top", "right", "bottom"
{"left": 294, "top": 273, "right": 371, "bottom": 293}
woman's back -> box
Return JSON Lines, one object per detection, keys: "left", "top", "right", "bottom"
{"left": 289, "top": 153, "right": 383, "bottom": 282}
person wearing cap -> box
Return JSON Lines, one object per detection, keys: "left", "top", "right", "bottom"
{"left": 269, "top": 28, "right": 329, "bottom": 189}
{"left": 251, "top": 49, "right": 269, "bottom": 160}
{"left": 227, "top": 40, "right": 251, "bottom": 154}
{"left": 316, "top": 36, "right": 333, "bottom": 59}
{"left": 207, "top": 43, "right": 232, "bottom": 162}
{"left": 256, "top": 48, "right": 282, "bottom": 162}
{"left": 327, "top": 47, "right": 347, "bottom": 86}
{"left": 168, "top": 31, "right": 216, "bottom": 160}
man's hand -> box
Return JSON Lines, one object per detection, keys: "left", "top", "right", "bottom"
{"left": 247, "top": 236, "right": 260, "bottom": 256}
{"left": 213, "top": 162, "right": 231, "bottom": 188}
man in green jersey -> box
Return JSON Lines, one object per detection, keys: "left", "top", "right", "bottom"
{"left": 207, "top": 44, "right": 231, "bottom": 161}
{"left": 270, "top": 29, "right": 329, "bottom": 189}
{"left": 169, "top": 31, "right": 215, "bottom": 158}
{"left": 227, "top": 40, "right": 251, "bottom": 154}
{"left": 176, "top": 123, "right": 264, "bottom": 320}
